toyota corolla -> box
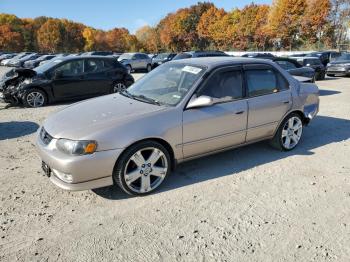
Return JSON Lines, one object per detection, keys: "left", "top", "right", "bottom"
{"left": 36, "top": 57, "right": 319, "bottom": 195}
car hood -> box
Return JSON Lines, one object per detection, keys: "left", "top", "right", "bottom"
{"left": 0, "top": 68, "right": 37, "bottom": 89}
{"left": 43, "top": 94, "right": 167, "bottom": 140}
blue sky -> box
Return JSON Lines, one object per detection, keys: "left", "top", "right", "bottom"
{"left": 0, "top": 0, "right": 271, "bottom": 33}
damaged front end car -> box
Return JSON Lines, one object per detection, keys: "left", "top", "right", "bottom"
{"left": 0, "top": 68, "right": 38, "bottom": 106}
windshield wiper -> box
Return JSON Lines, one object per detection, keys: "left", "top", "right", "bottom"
{"left": 120, "top": 90, "right": 162, "bottom": 106}
{"left": 133, "top": 94, "right": 162, "bottom": 106}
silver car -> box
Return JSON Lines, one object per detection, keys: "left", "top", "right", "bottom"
{"left": 36, "top": 57, "right": 319, "bottom": 195}
{"left": 118, "top": 53, "right": 152, "bottom": 73}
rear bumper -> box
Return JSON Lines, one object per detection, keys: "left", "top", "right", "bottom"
{"left": 36, "top": 128, "right": 123, "bottom": 191}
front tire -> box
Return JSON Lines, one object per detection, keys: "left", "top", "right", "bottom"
{"left": 270, "top": 113, "right": 303, "bottom": 151}
{"left": 113, "top": 141, "right": 171, "bottom": 196}
{"left": 23, "top": 88, "right": 47, "bottom": 108}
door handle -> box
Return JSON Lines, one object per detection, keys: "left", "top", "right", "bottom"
{"left": 283, "top": 101, "right": 290, "bottom": 104}
{"left": 235, "top": 110, "right": 245, "bottom": 114}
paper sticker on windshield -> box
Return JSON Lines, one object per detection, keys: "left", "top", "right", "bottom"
{"left": 182, "top": 66, "right": 202, "bottom": 74}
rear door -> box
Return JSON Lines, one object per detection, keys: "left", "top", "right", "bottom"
{"left": 244, "top": 64, "right": 292, "bottom": 142}
{"left": 83, "top": 58, "right": 112, "bottom": 96}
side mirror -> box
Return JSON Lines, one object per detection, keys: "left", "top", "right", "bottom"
{"left": 186, "top": 95, "right": 213, "bottom": 109}
{"left": 132, "top": 56, "right": 137, "bottom": 60}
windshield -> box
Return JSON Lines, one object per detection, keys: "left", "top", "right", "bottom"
{"left": 34, "top": 59, "right": 62, "bottom": 73}
{"left": 335, "top": 53, "right": 350, "bottom": 61}
{"left": 118, "top": 53, "right": 133, "bottom": 60}
{"left": 124, "top": 63, "right": 206, "bottom": 106}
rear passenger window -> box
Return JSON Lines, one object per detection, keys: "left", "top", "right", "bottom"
{"left": 85, "top": 59, "right": 104, "bottom": 73}
{"left": 199, "top": 70, "right": 243, "bottom": 100}
{"left": 246, "top": 69, "right": 288, "bottom": 97}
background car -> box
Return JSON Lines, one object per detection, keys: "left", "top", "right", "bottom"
{"left": 82, "top": 51, "right": 114, "bottom": 56}
{"left": 0, "top": 53, "right": 17, "bottom": 62}
{"left": 172, "top": 51, "right": 229, "bottom": 60}
{"left": 305, "top": 51, "right": 342, "bottom": 66}
{"left": 326, "top": 52, "right": 350, "bottom": 77}
{"left": 151, "top": 52, "right": 177, "bottom": 68}
{"left": 23, "top": 54, "right": 56, "bottom": 69}
{"left": 1, "top": 56, "right": 134, "bottom": 107}
{"left": 264, "top": 57, "right": 316, "bottom": 82}
{"left": 8, "top": 53, "right": 41, "bottom": 67}
{"left": 292, "top": 57, "right": 326, "bottom": 80}
{"left": 241, "top": 52, "right": 275, "bottom": 58}
{"left": 4, "top": 52, "right": 33, "bottom": 66}
{"left": 117, "top": 52, "right": 152, "bottom": 73}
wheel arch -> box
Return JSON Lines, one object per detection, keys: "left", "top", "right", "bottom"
{"left": 22, "top": 86, "right": 50, "bottom": 103}
{"left": 273, "top": 110, "right": 308, "bottom": 137}
{"left": 115, "top": 137, "right": 177, "bottom": 171}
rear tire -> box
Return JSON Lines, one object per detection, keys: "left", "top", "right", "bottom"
{"left": 113, "top": 140, "right": 171, "bottom": 196}
{"left": 270, "top": 113, "right": 303, "bottom": 151}
{"left": 111, "top": 81, "right": 126, "bottom": 93}
{"left": 23, "top": 88, "right": 47, "bottom": 108}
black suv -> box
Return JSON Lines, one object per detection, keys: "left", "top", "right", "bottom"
{"left": 0, "top": 56, "right": 134, "bottom": 107}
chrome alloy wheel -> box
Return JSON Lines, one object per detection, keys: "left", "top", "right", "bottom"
{"left": 113, "top": 82, "right": 126, "bottom": 93}
{"left": 26, "top": 91, "right": 45, "bottom": 107}
{"left": 124, "top": 147, "right": 168, "bottom": 193}
{"left": 282, "top": 116, "right": 303, "bottom": 149}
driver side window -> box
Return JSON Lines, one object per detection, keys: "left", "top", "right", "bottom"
{"left": 198, "top": 70, "right": 243, "bottom": 100}
{"left": 55, "top": 60, "right": 84, "bottom": 77}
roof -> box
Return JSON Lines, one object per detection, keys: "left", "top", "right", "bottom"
{"left": 169, "top": 56, "right": 276, "bottom": 69}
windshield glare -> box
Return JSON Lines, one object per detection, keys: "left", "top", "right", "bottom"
{"left": 34, "top": 59, "right": 61, "bottom": 73}
{"left": 126, "top": 63, "right": 206, "bottom": 106}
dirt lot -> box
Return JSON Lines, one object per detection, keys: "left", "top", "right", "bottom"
{"left": 0, "top": 65, "right": 349, "bottom": 262}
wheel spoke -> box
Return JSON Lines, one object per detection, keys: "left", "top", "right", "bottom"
{"left": 147, "top": 149, "right": 163, "bottom": 166}
{"left": 151, "top": 166, "right": 167, "bottom": 177}
{"left": 131, "top": 151, "right": 145, "bottom": 167}
{"left": 288, "top": 118, "right": 294, "bottom": 129}
{"left": 284, "top": 136, "right": 291, "bottom": 148}
{"left": 125, "top": 169, "right": 141, "bottom": 184}
{"left": 293, "top": 121, "right": 302, "bottom": 131}
{"left": 140, "top": 175, "right": 151, "bottom": 193}
{"left": 282, "top": 129, "right": 288, "bottom": 138}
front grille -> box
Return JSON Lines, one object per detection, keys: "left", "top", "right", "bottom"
{"left": 40, "top": 128, "right": 53, "bottom": 145}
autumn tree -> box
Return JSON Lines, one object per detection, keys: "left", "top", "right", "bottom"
{"left": 61, "top": 19, "right": 85, "bottom": 52}
{"left": 135, "top": 26, "right": 160, "bottom": 52}
{"left": 37, "top": 19, "right": 65, "bottom": 52}
{"left": 0, "top": 24, "right": 24, "bottom": 51}
{"left": 267, "top": 0, "right": 307, "bottom": 50}
{"left": 82, "top": 27, "right": 96, "bottom": 51}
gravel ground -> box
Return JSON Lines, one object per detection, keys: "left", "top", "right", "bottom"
{"left": 0, "top": 66, "right": 349, "bottom": 262}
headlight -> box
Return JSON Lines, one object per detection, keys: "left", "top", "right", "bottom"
{"left": 23, "top": 78, "right": 32, "bottom": 84}
{"left": 327, "top": 63, "right": 331, "bottom": 67}
{"left": 56, "top": 139, "right": 97, "bottom": 155}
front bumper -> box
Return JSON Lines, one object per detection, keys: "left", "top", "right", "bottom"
{"left": 35, "top": 128, "right": 123, "bottom": 191}
{"left": 326, "top": 67, "right": 350, "bottom": 76}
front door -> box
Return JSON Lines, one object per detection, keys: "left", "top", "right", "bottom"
{"left": 51, "top": 59, "right": 88, "bottom": 100}
{"left": 182, "top": 66, "right": 248, "bottom": 158}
